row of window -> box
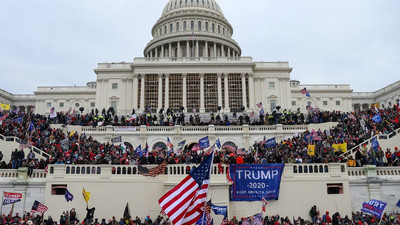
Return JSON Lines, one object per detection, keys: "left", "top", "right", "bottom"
{"left": 168, "top": 0, "right": 218, "bottom": 12}
{"left": 157, "top": 20, "right": 229, "bottom": 37}
{"left": 46, "top": 102, "right": 95, "bottom": 108}
{"left": 291, "top": 100, "right": 341, "bottom": 106}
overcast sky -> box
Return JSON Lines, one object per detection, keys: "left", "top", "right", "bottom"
{"left": 1, "top": 0, "right": 399, "bottom": 94}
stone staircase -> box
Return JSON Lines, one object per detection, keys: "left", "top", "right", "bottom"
{"left": 342, "top": 127, "right": 400, "bottom": 158}
{"left": 0, "top": 134, "right": 50, "bottom": 163}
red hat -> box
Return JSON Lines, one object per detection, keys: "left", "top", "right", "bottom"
{"left": 326, "top": 211, "right": 329, "bottom": 214}
{"left": 395, "top": 147, "right": 398, "bottom": 150}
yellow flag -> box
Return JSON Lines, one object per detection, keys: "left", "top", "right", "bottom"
{"left": 332, "top": 143, "right": 347, "bottom": 153}
{"left": 82, "top": 188, "right": 90, "bottom": 203}
{"left": 307, "top": 145, "right": 315, "bottom": 156}
{"left": 69, "top": 131, "right": 75, "bottom": 137}
{"left": 0, "top": 103, "right": 10, "bottom": 111}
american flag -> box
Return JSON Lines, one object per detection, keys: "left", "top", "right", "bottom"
{"left": 159, "top": 153, "right": 214, "bottom": 225}
{"left": 196, "top": 200, "right": 213, "bottom": 225}
{"left": 0, "top": 113, "right": 8, "bottom": 122}
{"left": 167, "top": 137, "right": 173, "bottom": 149}
{"left": 138, "top": 161, "right": 167, "bottom": 177}
{"left": 256, "top": 102, "right": 263, "bottom": 109}
{"left": 192, "top": 144, "right": 201, "bottom": 152}
{"left": 222, "top": 144, "right": 236, "bottom": 153}
{"left": 221, "top": 216, "right": 229, "bottom": 225}
{"left": 236, "top": 148, "right": 247, "bottom": 155}
{"left": 31, "top": 200, "right": 48, "bottom": 214}
{"left": 300, "top": 88, "right": 308, "bottom": 95}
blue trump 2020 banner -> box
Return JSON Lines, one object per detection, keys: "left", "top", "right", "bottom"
{"left": 361, "top": 199, "right": 387, "bottom": 218}
{"left": 211, "top": 204, "right": 227, "bottom": 216}
{"left": 198, "top": 136, "right": 210, "bottom": 149}
{"left": 265, "top": 138, "right": 277, "bottom": 148}
{"left": 229, "top": 164, "right": 284, "bottom": 201}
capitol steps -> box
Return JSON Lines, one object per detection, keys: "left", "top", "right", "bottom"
{"left": 0, "top": 134, "right": 50, "bottom": 163}
{"left": 343, "top": 127, "right": 400, "bottom": 158}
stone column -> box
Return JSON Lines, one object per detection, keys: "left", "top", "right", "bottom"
{"left": 249, "top": 73, "right": 255, "bottom": 110}
{"left": 133, "top": 74, "right": 138, "bottom": 110}
{"left": 122, "top": 78, "right": 127, "bottom": 114}
{"left": 224, "top": 73, "right": 230, "bottom": 112}
{"left": 169, "top": 43, "right": 172, "bottom": 58}
{"left": 186, "top": 41, "right": 190, "bottom": 58}
{"left": 205, "top": 41, "right": 208, "bottom": 58}
{"left": 155, "top": 47, "right": 158, "bottom": 58}
{"left": 213, "top": 42, "right": 217, "bottom": 57}
{"left": 177, "top": 42, "right": 181, "bottom": 58}
{"left": 221, "top": 45, "right": 225, "bottom": 57}
{"left": 241, "top": 73, "right": 247, "bottom": 109}
{"left": 158, "top": 73, "right": 163, "bottom": 111}
{"left": 161, "top": 45, "right": 164, "bottom": 58}
{"left": 165, "top": 74, "right": 170, "bottom": 109}
{"left": 182, "top": 73, "right": 187, "bottom": 113}
{"left": 195, "top": 41, "right": 199, "bottom": 57}
{"left": 200, "top": 73, "right": 205, "bottom": 113}
{"left": 227, "top": 47, "right": 231, "bottom": 58}
{"left": 140, "top": 74, "right": 145, "bottom": 111}
{"left": 217, "top": 73, "right": 222, "bottom": 108}
{"left": 150, "top": 51, "right": 153, "bottom": 58}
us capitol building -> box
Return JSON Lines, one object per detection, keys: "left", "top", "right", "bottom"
{"left": 1, "top": 0, "right": 400, "bottom": 221}
{"left": 1, "top": 0, "right": 399, "bottom": 115}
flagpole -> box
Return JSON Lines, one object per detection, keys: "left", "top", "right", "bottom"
{"left": 0, "top": 191, "right": 4, "bottom": 215}
{"left": 378, "top": 206, "right": 387, "bottom": 225}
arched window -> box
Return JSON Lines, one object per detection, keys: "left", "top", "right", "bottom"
{"left": 164, "top": 25, "right": 167, "bottom": 34}
{"left": 183, "top": 21, "right": 187, "bottom": 30}
{"left": 176, "top": 22, "right": 180, "bottom": 31}
{"left": 212, "top": 23, "right": 215, "bottom": 32}
{"left": 223, "top": 27, "right": 225, "bottom": 35}
{"left": 218, "top": 25, "right": 220, "bottom": 34}
{"left": 191, "top": 21, "right": 194, "bottom": 30}
{"left": 198, "top": 21, "right": 201, "bottom": 30}
{"left": 205, "top": 22, "right": 209, "bottom": 31}
{"left": 152, "top": 142, "right": 167, "bottom": 151}
{"left": 170, "top": 24, "right": 173, "bottom": 33}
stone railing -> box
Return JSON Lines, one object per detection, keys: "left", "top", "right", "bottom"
{"left": 347, "top": 166, "right": 400, "bottom": 177}
{"left": 342, "top": 127, "right": 400, "bottom": 157}
{"left": 0, "top": 169, "right": 46, "bottom": 179}
{"left": 79, "top": 124, "right": 307, "bottom": 134}
{"left": 134, "top": 56, "right": 254, "bottom": 63}
{"left": 46, "top": 163, "right": 348, "bottom": 179}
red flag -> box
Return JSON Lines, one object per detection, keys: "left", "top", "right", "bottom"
{"left": 159, "top": 153, "right": 214, "bottom": 225}
{"left": 262, "top": 197, "right": 268, "bottom": 212}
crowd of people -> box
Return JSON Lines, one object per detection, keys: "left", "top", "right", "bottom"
{"left": 46, "top": 107, "right": 347, "bottom": 127}
{"left": 0, "top": 104, "right": 399, "bottom": 169}
{"left": 1, "top": 209, "right": 400, "bottom": 225}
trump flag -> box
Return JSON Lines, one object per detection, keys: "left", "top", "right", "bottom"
{"left": 361, "top": 199, "right": 387, "bottom": 218}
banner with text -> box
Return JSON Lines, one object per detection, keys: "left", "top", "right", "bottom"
{"left": 361, "top": 199, "right": 387, "bottom": 218}
{"left": 2, "top": 192, "right": 22, "bottom": 205}
{"left": 229, "top": 164, "right": 284, "bottom": 201}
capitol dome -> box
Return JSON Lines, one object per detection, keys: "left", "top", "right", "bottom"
{"left": 143, "top": 0, "right": 241, "bottom": 58}
{"left": 161, "top": 0, "right": 224, "bottom": 18}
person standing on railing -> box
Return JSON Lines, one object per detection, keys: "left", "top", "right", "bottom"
{"left": 27, "top": 149, "right": 35, "bottom": 161}
{"left": 27, "top": 159, "right": 35, "bottom": 177}
{"left": 18, "top": 148, "right": 25, "bottom": 168}
{"left": 386, "top": 148, "right": 393, "bottom": 167}
{"left": 11, "top": 149, "right": 18, "bottom": 169}
{"left": 376, "top": 147, "right": 384, "bottom": 167}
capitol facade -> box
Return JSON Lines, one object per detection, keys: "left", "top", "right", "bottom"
{"left": 0, "top": 0, "right": 399, "bottom": 115}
